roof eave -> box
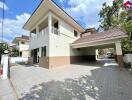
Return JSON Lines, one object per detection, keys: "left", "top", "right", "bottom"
{"left": 23, "top": 0, "right": 85, "bottom": 32}
{"left": 71, "top": 34, "right": 128, "bottom": 46}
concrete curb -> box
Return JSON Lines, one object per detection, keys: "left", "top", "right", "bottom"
{"left": 9, "top": 78, "right": 19, "bottom": 100}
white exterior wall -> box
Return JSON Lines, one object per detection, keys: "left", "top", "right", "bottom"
{"left": 115, "top": 41, "right": 122, "bottom": 55}
{"left": 22, "top": 50, "right": 29, "bottom": 57}
{"left": 29, "top": 12, "right": 82, "bottom": 57}
{"left": 17, "top": 41, "right": 29, "bottom": 57}
{"left": 29, "top": 14, "right": 50, "bottom": 56}
{"left": 19, "top": 41, "right": 29, "bottom": 51}
{"left": 49, "top": 12, "right": 81, "bottom": 57}
{"left": 29, "top": 32, "right": 49, "bottom": 55}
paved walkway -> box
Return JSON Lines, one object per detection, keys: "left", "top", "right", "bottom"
{"left": 0, "top": 78, "right": 17, "bottom": 100}
{"left": 10, "top": 59, "right": 132, "bottom": 100}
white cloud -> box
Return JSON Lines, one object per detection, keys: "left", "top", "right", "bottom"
{"left": 59, "top": 0, "right": 65, "bottom": 3}
{"left": 0, "top": 1, "right": 9, "bottom": 10}
{"left": 0, "top": 13, "right": 30, "bottom": 43}
{"left": 62, "top": 0, "right": 113, "bottom": 29}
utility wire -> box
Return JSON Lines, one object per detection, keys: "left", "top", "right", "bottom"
{"left": 1, "top": 0, "right": 5, "bottom": 43}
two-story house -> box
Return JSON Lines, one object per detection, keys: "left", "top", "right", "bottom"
{"left": 12, "top": 35, "right": 29, "bottom": 57}
{"left": 23, "top": 0, "right": 128, "bottom": 69}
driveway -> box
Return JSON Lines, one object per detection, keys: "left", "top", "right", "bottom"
{"left": 10, "top": 59, "right": 132, "bottom": 100}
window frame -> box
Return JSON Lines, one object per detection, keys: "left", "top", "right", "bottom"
{"left": 21, "top": 41, "right": 25, "bottom": 44}
{"left": 74, "top": 30, "right": 78, "bottom": 37}
{"left": 41, "top": 46, "right": 46, "bottom": 57}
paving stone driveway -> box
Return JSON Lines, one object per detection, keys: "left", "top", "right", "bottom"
{"left": 10, "top": 60, "right": 132, "bottom": 100}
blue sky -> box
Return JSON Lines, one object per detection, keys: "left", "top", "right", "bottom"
{"left": 0, "top": 0, "right": 113, "bottom": 43}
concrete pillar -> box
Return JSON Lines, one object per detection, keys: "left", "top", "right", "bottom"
{"left": 115, "top": 42, "right": 124, "bottom": 67}
{"left": 36, "top": 26, "right": 39, "bottom": 34}
{"left": 48, "top": 12, "right": 52, "bottom": 57}
{"left": 48, "top": 12, "right": 52, "bottom": 34}
{"left": 39, "top": 47, "right": 41, "bottom": 57}
{"left": 96, "top": 49, "right": 99, "bottom": 60}
{"left": 36, "top": 26, "right": 39, "bottom": 39}
{"left": 2, "top": 54, "right": 9, "bottom": 79}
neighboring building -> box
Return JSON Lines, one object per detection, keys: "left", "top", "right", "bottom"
{"left": 81, "top": 28, "right": 97, "bottom": 37}
{"left": 23, "top": 0, "right": 128, "bottom": 69}
{"left": 12, "top": 35, "right": 29, "bottom": 57}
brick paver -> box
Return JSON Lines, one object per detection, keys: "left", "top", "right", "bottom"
{"left": 10, "top": 59, "right": 132, "bottom": 100}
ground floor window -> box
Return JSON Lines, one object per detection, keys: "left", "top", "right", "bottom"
{"left": 31, "top": 50, "right": 34, "bottom": 57}
{"left": 41, "top": 46, "right": 46, "bottom": 57}
{"left": 20, "top": 52, "right": 22, "bottom": 57}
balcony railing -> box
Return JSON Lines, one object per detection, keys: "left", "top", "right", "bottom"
{"left": 31, "top": 26, "right": 60, "bottom": 41}
{"left": 52, "top": 27, "right": 60, "bottom": 35}
{"left": 31, "top": 27, "right": 48, "bottom": 40}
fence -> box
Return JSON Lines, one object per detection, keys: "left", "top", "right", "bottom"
{"left": 10, "top": 57, "right": 28, "bottom": 64}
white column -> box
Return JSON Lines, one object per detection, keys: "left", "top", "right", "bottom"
{"left": 36, "top": 26, "right": 39, "bottom": 34}
{"left": 2, "top": 55, "right": 9, "bottom": 79}
{"left": 115, "top": 42, "right": 122, "bottom": 55}
{"left": 48, "top": 12, "right": 52, "bottom": 34}
{"left": 115, "top": 41, "right": 124, "bottom": 67}
{"left": 96, "top": 49, "right": 99, "bottom": 60}
{"left": 39, "top": 47, "right": 41, "bottom": 57}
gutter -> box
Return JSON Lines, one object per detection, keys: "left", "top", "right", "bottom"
{"left": 71, "top": 35, "right": 128, "bottom": 46}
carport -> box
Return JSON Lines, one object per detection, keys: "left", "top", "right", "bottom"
{"left": 71, "top": 28, "right": 128, "bottom": 67}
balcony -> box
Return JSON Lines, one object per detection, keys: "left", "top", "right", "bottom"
{"left": 31, "top": 27, "right": 49, "bottom": 41}
{"left": 30, "top": 26, "right": 60, "bottom": 49}
{"left": 52, "top": 27, "right": 60, "bottom": 35}
{"left": 31, "top": 27, "right": 60, "bottom": 41}
{"left": 29, "top": 14, "right": 60, "bottom": 49}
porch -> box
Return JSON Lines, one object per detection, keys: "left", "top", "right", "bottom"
{"left": 71, "top": 28, "right": 128, "bottom": 67}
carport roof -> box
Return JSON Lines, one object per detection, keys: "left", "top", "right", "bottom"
{"left": 72, "top": 28, "right": 128, "bottom": 45}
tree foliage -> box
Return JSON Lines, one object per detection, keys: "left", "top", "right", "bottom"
{"left": 0, "top": 43, "right": 8, "bottom": 54}
{"left": 99, "top": 2, "right": 132, "bottom": 53}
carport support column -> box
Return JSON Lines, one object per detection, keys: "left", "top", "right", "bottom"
{"left": 115, "top": 42, "right": 124, "bottom": 67}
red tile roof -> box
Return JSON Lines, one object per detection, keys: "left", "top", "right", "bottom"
{"left": 72, "top": 28, "right": 128, "bottom": 44}
{"left": 16, "top": 35, "right": 29, "bottom": 41}
{"left": 12, "top": 35, "right": 29, "bottom": 43}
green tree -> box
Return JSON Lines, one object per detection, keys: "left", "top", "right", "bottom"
{"left": 0, "top": 43, "right": 8, "bottom": 61}
{"left": 98, "top": 2, "right": 132, "bottom": 53}
{"left": 122, "top": 20, "right": 132, "bottom": 53}
{"left": 98, "top": 2, "right": 113, "bottom": 30}
{"left": 11, "top": 48, "right": 19, "bottom": 57}
{"left": 0, "top": 43, "right": 8, "bottom": 54}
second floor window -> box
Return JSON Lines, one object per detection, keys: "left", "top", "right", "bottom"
{"left": 41, "top": 46, "right": 46, "bottom": 57}
{"left": 74, "top": 30, "right": 78, "bottom": 37}
{"left": 54, "top": 22, "right": 58, "bottom": 29}
{"left": 21, "top": 41, "right": 25, "bottom": 44}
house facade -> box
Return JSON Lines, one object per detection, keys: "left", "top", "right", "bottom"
{"left": 23, "top": 0, "right": 128, "bottom": 69}
{"left": 12, "top": 35, "right": 29, "bottom": 58}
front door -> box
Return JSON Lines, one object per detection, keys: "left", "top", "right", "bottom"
{"left": 33, "top": 49, "right": 38, "bottom": 64}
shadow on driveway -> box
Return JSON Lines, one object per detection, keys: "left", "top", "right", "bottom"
{"left": 21, "top": 65, "right": 132, "bottom": 100}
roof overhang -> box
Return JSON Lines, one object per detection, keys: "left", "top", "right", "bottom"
{"left": 71, "top": 35, "right": 128, "bottom": 48}
{"left": 12, "top": 38, "right": 29, "bottom": 44}
{"left": 23, "top": 0, "right": 85, "bottom": 32}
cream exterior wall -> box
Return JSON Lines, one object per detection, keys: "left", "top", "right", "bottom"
{"left": 115, "top": 41, "right": 122, "bottom": 55}
{"left": 49, "top": 12, "right": 81, "bottom": 57}
{"left": 15, "top": 41, "right": 29, "bottom": 57}
{"left": 29, "top": 14, "right": 50, "bottom": 56}
{"left": 29, "top": 12, "right": 82, "bottom": 57}
{"left": 18, "top": 41, "right": 29, "bottom": 51}
{"left": 22, "top": 50, "right": 29, "bottom": 58}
